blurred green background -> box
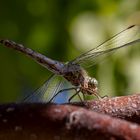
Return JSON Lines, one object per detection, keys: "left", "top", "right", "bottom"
{"left": 0, "top": 0, "right": 140, "bottom": 102}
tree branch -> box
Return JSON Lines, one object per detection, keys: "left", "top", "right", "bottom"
{"left": 0, "top": 94, "right": 140, "bottom": 140}
{"left": 71, "top": 93, "right": 140, "bottom": 123}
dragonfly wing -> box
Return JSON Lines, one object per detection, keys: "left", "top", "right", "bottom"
{"left": 71, "top": 25, "right": 140, "bottom": 67}
{"left": 22, "top": 74, "right": 83, "bottom": 103}
{"left": 22, "top": 74, "right": 66, "bottom": 103}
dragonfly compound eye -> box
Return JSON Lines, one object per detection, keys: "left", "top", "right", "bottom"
{"left": 90, "top": 78, "right": 98, "bottom": 86}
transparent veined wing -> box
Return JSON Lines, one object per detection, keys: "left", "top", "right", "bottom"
{"left": 22, "top": 74, "right": 67, "bottom": 103}
{"left": 21, "top": 74, "right": 80, "bottom": 103}
{"left": 71, "top": 25, "right": 140, "bottom": 68}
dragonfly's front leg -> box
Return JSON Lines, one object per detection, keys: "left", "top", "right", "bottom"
{"left": 68, "top": 91, "right": 80, "bottom": 103}
{"left": 49, "top": 87, "right": 76, "bottom": 102}
{"left": 68, "top": 87, "right": 84, "bottom": 102}
{"left": 90, "top": 89, "right": 108, "bottom": 100}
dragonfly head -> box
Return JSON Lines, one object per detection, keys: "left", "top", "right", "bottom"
{"left": 88, "top": 77, "right": 98, "bottom": 87}
{"left": 86, "top": 77, "right": 98, "bottom": 95}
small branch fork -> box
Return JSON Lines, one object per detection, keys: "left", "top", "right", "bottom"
{"left": 0, "top": 94, "right": 140, "bottom": 140}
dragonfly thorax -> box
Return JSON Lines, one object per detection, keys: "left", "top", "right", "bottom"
{"left": 63, "top": 63, "right": 98, "bottom": 95}
{"left": 63, "top": 63, "right": 88, "bottom": 86}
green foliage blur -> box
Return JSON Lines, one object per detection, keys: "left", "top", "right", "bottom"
{"left": 0, "top": 0, "right": 140, "bottom": 102}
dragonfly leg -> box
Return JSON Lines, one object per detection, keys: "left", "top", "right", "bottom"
{"left": 77, "top": 92, "right": 83, "bottom": 102}
{"left": 92, "top": 92, "right": 103, "bottom": 100}
{"left": 101, "top": 95, "right": 108, "bottom": 98}
{"left": 82, "top": 93, "right": 86, "bottom": 101}
{"left": 49, "top": 87, "right": 76, "bottom": 102}
{"left": 92, "top": 91, "right": 108, "bottom": 100}
{"left": 68, "top": 90, "right": 82, "bottom": 103}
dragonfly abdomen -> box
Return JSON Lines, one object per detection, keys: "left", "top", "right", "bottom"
{"left": 0, "top": 39, "right": 64, "bottom": 74}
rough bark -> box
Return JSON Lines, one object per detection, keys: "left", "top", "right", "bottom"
{"left": 71, "top": 93, "right": 140, "bottom": 123}
{"left": 0, "top": 94, "right": 140, "bottom": 140}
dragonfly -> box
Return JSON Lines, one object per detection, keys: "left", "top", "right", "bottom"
{"left": 0, "top": 24, "right": 140, "bottom": 103}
